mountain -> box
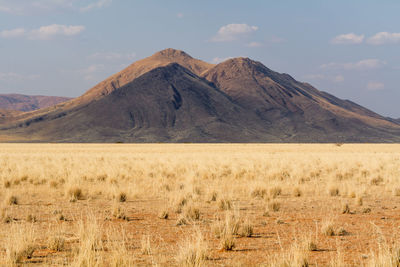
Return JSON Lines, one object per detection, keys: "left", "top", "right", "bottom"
{"left": 0, "top": 94, "right": 71, "bottom": 112}
{"left": 0, "top": 48, "right": 399, "bottom": 142}
{"left": 202, "top": 58, "right": 399, "bottom": 141}
{"left": 67, "top": 48, "right": 213, "bottom": 108}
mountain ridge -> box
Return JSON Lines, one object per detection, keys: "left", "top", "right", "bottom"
{"left": 0, "top": 48, "right": 399, "bottom": 142}
{"left": 0, "top": 94, "right": 71, "bottom": 112}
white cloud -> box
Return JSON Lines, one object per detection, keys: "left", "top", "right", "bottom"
{"left": 0, "top": 0, "right": 75, "bottom": 15}
{"left": 0, "top": 0, "right": 112, "bottom": 15}
{"left": 246, "top": 41, "right": 263, "bottom": 47}
{"left": 29, "top": 24, "right": 85, "bottom": 40}
{"left": 367, "top": 32, "right": 400, "bottom": 45}
{"left": 304, "top": 74, "right": 344, "bottom": 83}
{"left": 268, "top": 36, "right": 285, "bottom": 44}
{"left": 0, "top": 72, "right": 39, "bottom": 81}
{"left": 0, "top": 28, "right": 25, "bottom": 38}
{"left": 331, "top": 33, "right": 364, "bottom": 44}
{"left": 333, "top": 75, "right": 345, "bottom": 83}
{"left": 88, "top": 52, "right": 136, "bottom": 61}
{"left": 0, "top": 25, "right": 85, "bottom": 40}
{"left": 211, "top": 57, "right": 233, "bottom": 64}
{"left": 320, "top": 59, "right": 385, "bottom": 71}
{"left": 211, "top": 23, "right": 258, "bottom": 42}
{"left": 367, "top": 81, "right": 385, "bottom": 91}
{"left": 80, "top": 0, "right": 112, "bottom": 12}
{"left": 80, "top": 64, "right": 105, "bottom": 80}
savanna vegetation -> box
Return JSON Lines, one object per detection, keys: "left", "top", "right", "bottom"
{"left": 0, "top": 144, "right": 400, "bottom": 266}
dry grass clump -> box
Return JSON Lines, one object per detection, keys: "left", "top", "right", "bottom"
{"left": 158, "top": 209, "right": 169, "bottom": 219}
{"left": 293, "top": 187, "right": 302, "bottom": 197}
{"left": 26, "top": 214, "right": 37, "bottom": 223}
{"left": 48, "top": 236, "right": 65, "bottom": 251}
{"left": 393, "top": 188, "right": 400, "bottom": 197}
{"left": 251, "top": 187, "right": 267, "bottom": 199}
{"left": 266, "top": 241, "right": 310, "bottom": 267}
{"left": 176, "top": 215, "right": 188, "bottom": 226}
{"left": 209, "top": 191, "right": 218, "bottom": 202}
{"left": 240, "top": 219, "right": 254, "bottom": 237}
{"left": 321, "top": 220, "right": 336, "bottom": 236}
{"left": 370, "top": 176, "right": 384, "bottom": 186}
{"left": 6, "top": 195, "right": 18, "bottom": 205}
{"left": 67, "top": 186, "right": 84, "bottom": 202}
{"left": 73, "top": 215, "right": 103, "bottom": 266}
{"left": 329, "top": 187, "right": 340, "bottom": 197}
{"left": 115, "top": 191, "right": 127, "bottom": 203}
{"left": 5, "top": 224, "right": 37, "bottom": 265}
{"left": 112, "top": 205, "right": 128, "bottom": 221}
{"left": 219, "top": 198, "right": 232, "bottom": 211}
{"left": 184, "top": 205, "right": 201, "bottom": 221}
{"left": 268, "top": 201, "right": 281, "bottom": 212}
{"left": 141, "top": 235, "right": 152, "bottom": 255}
{"left": 176, "top": 232, "right": 208, "bottom": 266}
{"left": 270, "top": 186, "right": 282, "bottom": 198}
{"left": 220, "top": 233, "right": 236, "bottom": 251}
{"left": 341, "top": 203, "right": 351, "bottom": 214}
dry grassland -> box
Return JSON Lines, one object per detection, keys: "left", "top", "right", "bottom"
{"left": 0, "top": 144, "right": 400, "bottom": 266}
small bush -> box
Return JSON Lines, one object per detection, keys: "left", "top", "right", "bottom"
{"left": 7, "top": 195, "right": 18, "bottom": 205}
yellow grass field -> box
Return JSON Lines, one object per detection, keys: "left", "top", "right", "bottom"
{"left": 1, "top": 144, "right": 400, "bottom": 266}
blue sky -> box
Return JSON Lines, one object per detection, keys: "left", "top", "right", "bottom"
{"left": 1, "top": 0, "right": 399, "bottom": 117}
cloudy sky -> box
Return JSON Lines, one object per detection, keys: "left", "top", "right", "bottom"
{"left": 1, "top": 0, "right": 399, "bottom": 117}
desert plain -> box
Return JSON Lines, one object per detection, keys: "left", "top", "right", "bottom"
{"left": 0, "top": 144, "right": 400, "bottom": 266}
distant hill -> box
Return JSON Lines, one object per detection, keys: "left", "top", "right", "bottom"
{"left": 0, "top": 48, "right": 399, "bottom": 142}
{"left": 0, "top": 94, "right": 71, "bottom": 112}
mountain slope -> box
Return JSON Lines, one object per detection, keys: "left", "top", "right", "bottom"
{"left": 70, "top": 48, "right": 214, "bottom": 107}
{"left": 2, "top": 64, "right": 277, "bottom": 142}
{"left": 0, "top": 94, "right": 71, "bottom": 112}
{"left": 0, "top": 49, "right": 399, "bottom": 142}
{"left": 202, "top": 58, "right": 400, "bottom": 141}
